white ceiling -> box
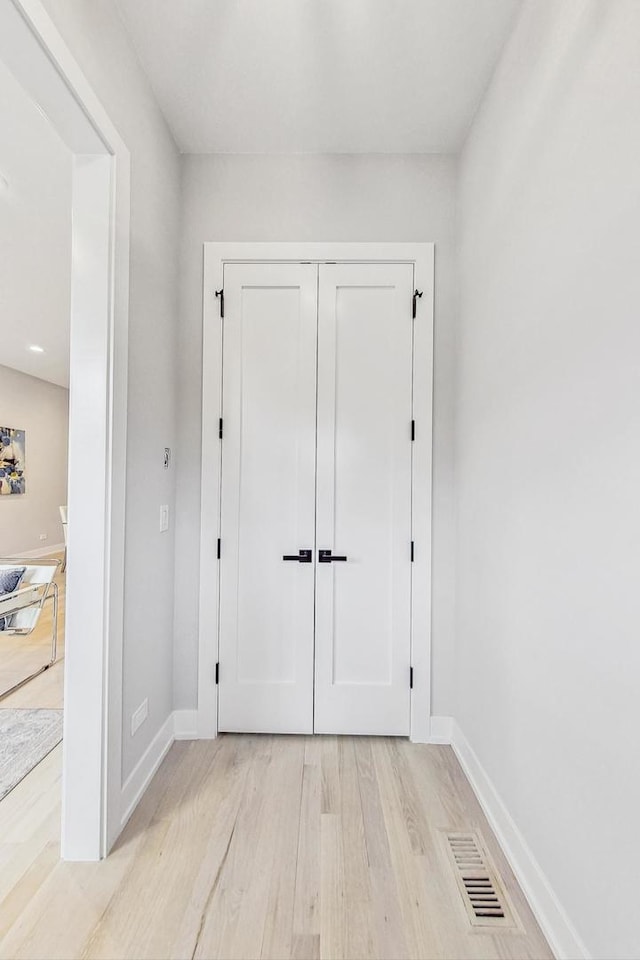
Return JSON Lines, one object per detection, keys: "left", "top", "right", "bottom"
{"left": 0, "top": 57, "right": 71, "bottom": 388}
{"left": 116, "top": 0, "right": 522, "bottom": 154}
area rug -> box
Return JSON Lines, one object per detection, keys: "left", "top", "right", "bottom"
{"left": 0, "top": 709, "right": 63, "bottom": 801}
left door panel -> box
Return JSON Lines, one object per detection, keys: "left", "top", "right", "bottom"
{"left": 218, "top": 263, "right": 318, "bottom": 733}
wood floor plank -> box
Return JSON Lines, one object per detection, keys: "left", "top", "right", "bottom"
{"left": 292, "top": 761, "right": 322, "bottom": 938}
{"left": 320, "top": 737, "right": 340, "bottom": 815}
{"left": 372, "top": 738, "right": 458, "bottom": 960}
{"left": 337, "top": 739, "right": 376, "bottom": 960}
{"left": 260, "top": 738, "right": 305, "bottom": 959}
{"left": 0, "top": 746, "right": 62, "bottom": 845}
{"left": 320, "top": 813, "right": 346, "bottom": 960}
{"left": 0, "top": 842, "right": 59, "bottom": 943}
{"left": 354, "top": 738, "right": 411, "bottom": 960}
{"left": 292, "top": 933, "right": 320, "bottom": 960}
{"left": 338, "top": 738, "right": 369, "bottom": 900}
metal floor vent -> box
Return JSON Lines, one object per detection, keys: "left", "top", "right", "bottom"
{"left": 445, "top": 833, "right": 517, "bottom": 928}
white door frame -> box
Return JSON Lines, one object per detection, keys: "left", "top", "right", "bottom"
{"left": 0, "top": 0, "right": 130, "bottom": 857}
{"left": 199, "top": 242, "right": 434, "bottom": 743}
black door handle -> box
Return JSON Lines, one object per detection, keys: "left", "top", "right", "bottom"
{"left": 282, "top": 549, "right": 312, "bottom": 563}
{"left": 319, "top": 549, "right": 347, "bottom": 563}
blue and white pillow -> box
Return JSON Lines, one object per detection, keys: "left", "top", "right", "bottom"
{"left": 0, "top": 567, "right": 26, "bottom": 630}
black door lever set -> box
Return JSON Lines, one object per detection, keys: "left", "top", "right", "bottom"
{"left": 318, "top": 549, "right": 347, "bottom": 563}
{"left": 282, "top": 549, "right": 313, "bottom": 562}
{"left": 282, "top": 549, "right": 347, "bottom": 563}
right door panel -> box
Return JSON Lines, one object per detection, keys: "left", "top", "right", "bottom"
{"left": 314, "top": 263, "right": 414, "bottom": 735}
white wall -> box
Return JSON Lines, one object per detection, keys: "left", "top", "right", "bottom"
{"left": 455, "top": 2, "right": 640, "bottom": 957}
{"left": 0, "top": 365, "right": 68, "bottom": 556}
{"left": 175, "top": 153, "right": 457, "bottom": 720}
{"left": 41, "top": 0, "right": 181, "bottom": 781}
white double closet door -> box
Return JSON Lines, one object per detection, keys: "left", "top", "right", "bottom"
{"left": 218, "top": 261, "right": 414, "bottom": 736}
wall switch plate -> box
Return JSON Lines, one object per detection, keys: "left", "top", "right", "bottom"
{"left": 39, "top": 533, "right": 47, "bottom": 541}
{"left": 159, "top": 504, "right": 169, "bottom": 532}
{"left": 131, "top": 698, "right": 148, "bottom": 737}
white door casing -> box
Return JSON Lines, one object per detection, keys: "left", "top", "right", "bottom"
{"left": 314, "top": 263, "right": 414, "bottom": 735}
{"left": 199, "top": 243, "right": 434, "bottom": 743}
{"left": 218, "top": 263, "right": 317, "bottom": 733}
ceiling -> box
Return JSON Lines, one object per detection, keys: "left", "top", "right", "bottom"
{"left": 0, "top": 57, "right": 71, "bottom": 388}
{"left": 116, "top": 0, "right": 522, "bottom": 154}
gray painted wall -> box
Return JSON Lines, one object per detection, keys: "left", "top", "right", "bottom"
{"left": 456, "top": 2, "right": 640, "bottom": 956}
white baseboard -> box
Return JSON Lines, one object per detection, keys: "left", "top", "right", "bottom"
{"left": 9, "top": 543, "right": 65, "bottom": 560}
{"left": 119, "top": 709, "right": 200, "bottom": 830}
{"left": 428, "top": 715, "right": 453, "bottom": 743}
{"left": 451, "top": 721, "right": 590, "bottom": 960}
{"left": 120, "top": 713, "right": 174, "bottom": 829}
{"left": 174, "top": 709, "right": 198, "bottom": 740}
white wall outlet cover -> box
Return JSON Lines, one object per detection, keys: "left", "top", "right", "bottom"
{"left": 39, "top": 533, "right": 48, "bottom": 540}
{"left": 159, "top": 504, "right": 169, "bottom": 532}
{"left": 131, "top": 698, "right": 148, "bottom": 737}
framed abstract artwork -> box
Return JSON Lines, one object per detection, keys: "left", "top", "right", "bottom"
{"left": 0, "top": 427, "right": 26, "bottom": 495}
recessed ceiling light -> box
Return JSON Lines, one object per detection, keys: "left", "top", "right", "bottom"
{"left": 29, "top": 344, "right": 45, "bottom": 353}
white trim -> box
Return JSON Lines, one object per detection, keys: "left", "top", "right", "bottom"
{"left": 120, "top": 713, "right": 174, "bottom": 830}
{"left": 120, "top": 710, "right": 198, "bottom": 830}
{"left": 409, "top": 243, "right": 434, "bottom": 743}
{"left": 451, "top": 721, "right": 590, "bottom": 960}
{"left": 174, "top": 709, "right": 198, "bottom": 740}
{"left": 8, "top": 543, "right": 66, "bottom": 560}
{"left": 428, "top": 715, "right": 453, "bottom": 744}
{"left": 199, "top": 242, "right": 434, "bottom": 742}
{"left": 4, "top": 0, "right": 131, "bottom": 859}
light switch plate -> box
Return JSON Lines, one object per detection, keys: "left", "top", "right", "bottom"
{"left": 160, "top": 504, "right": 169, "bottom": 532}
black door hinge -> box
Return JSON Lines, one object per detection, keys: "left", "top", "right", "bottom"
{"left": 412, "top": 289, "right": 423, "bottom": 319}
{"left": 216, "top": 537, "right": 221, "bottom": 559}
{"left": 215, "top": 289, "right": 224, "bottom": 318}
{"left": 218, "top": 417, "right": 223, "bottom": 439}
{"left": 411, "top": 541, "right": 415, "bottom": 562}
{"left": 410, "top": 666, "right": 414, "bottom": 689}
{"left": 215, "top": 662, "right": 219, "bottom": 685}
{"left": 411, "top": 419, "right": 415, "bottom": 441}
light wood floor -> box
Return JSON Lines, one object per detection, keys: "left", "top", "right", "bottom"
{"left": 0, "top": 553, "right": 65, "bottom": 709}
{"left": 0, "top": 733, "right": 553, "bottom": 960}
